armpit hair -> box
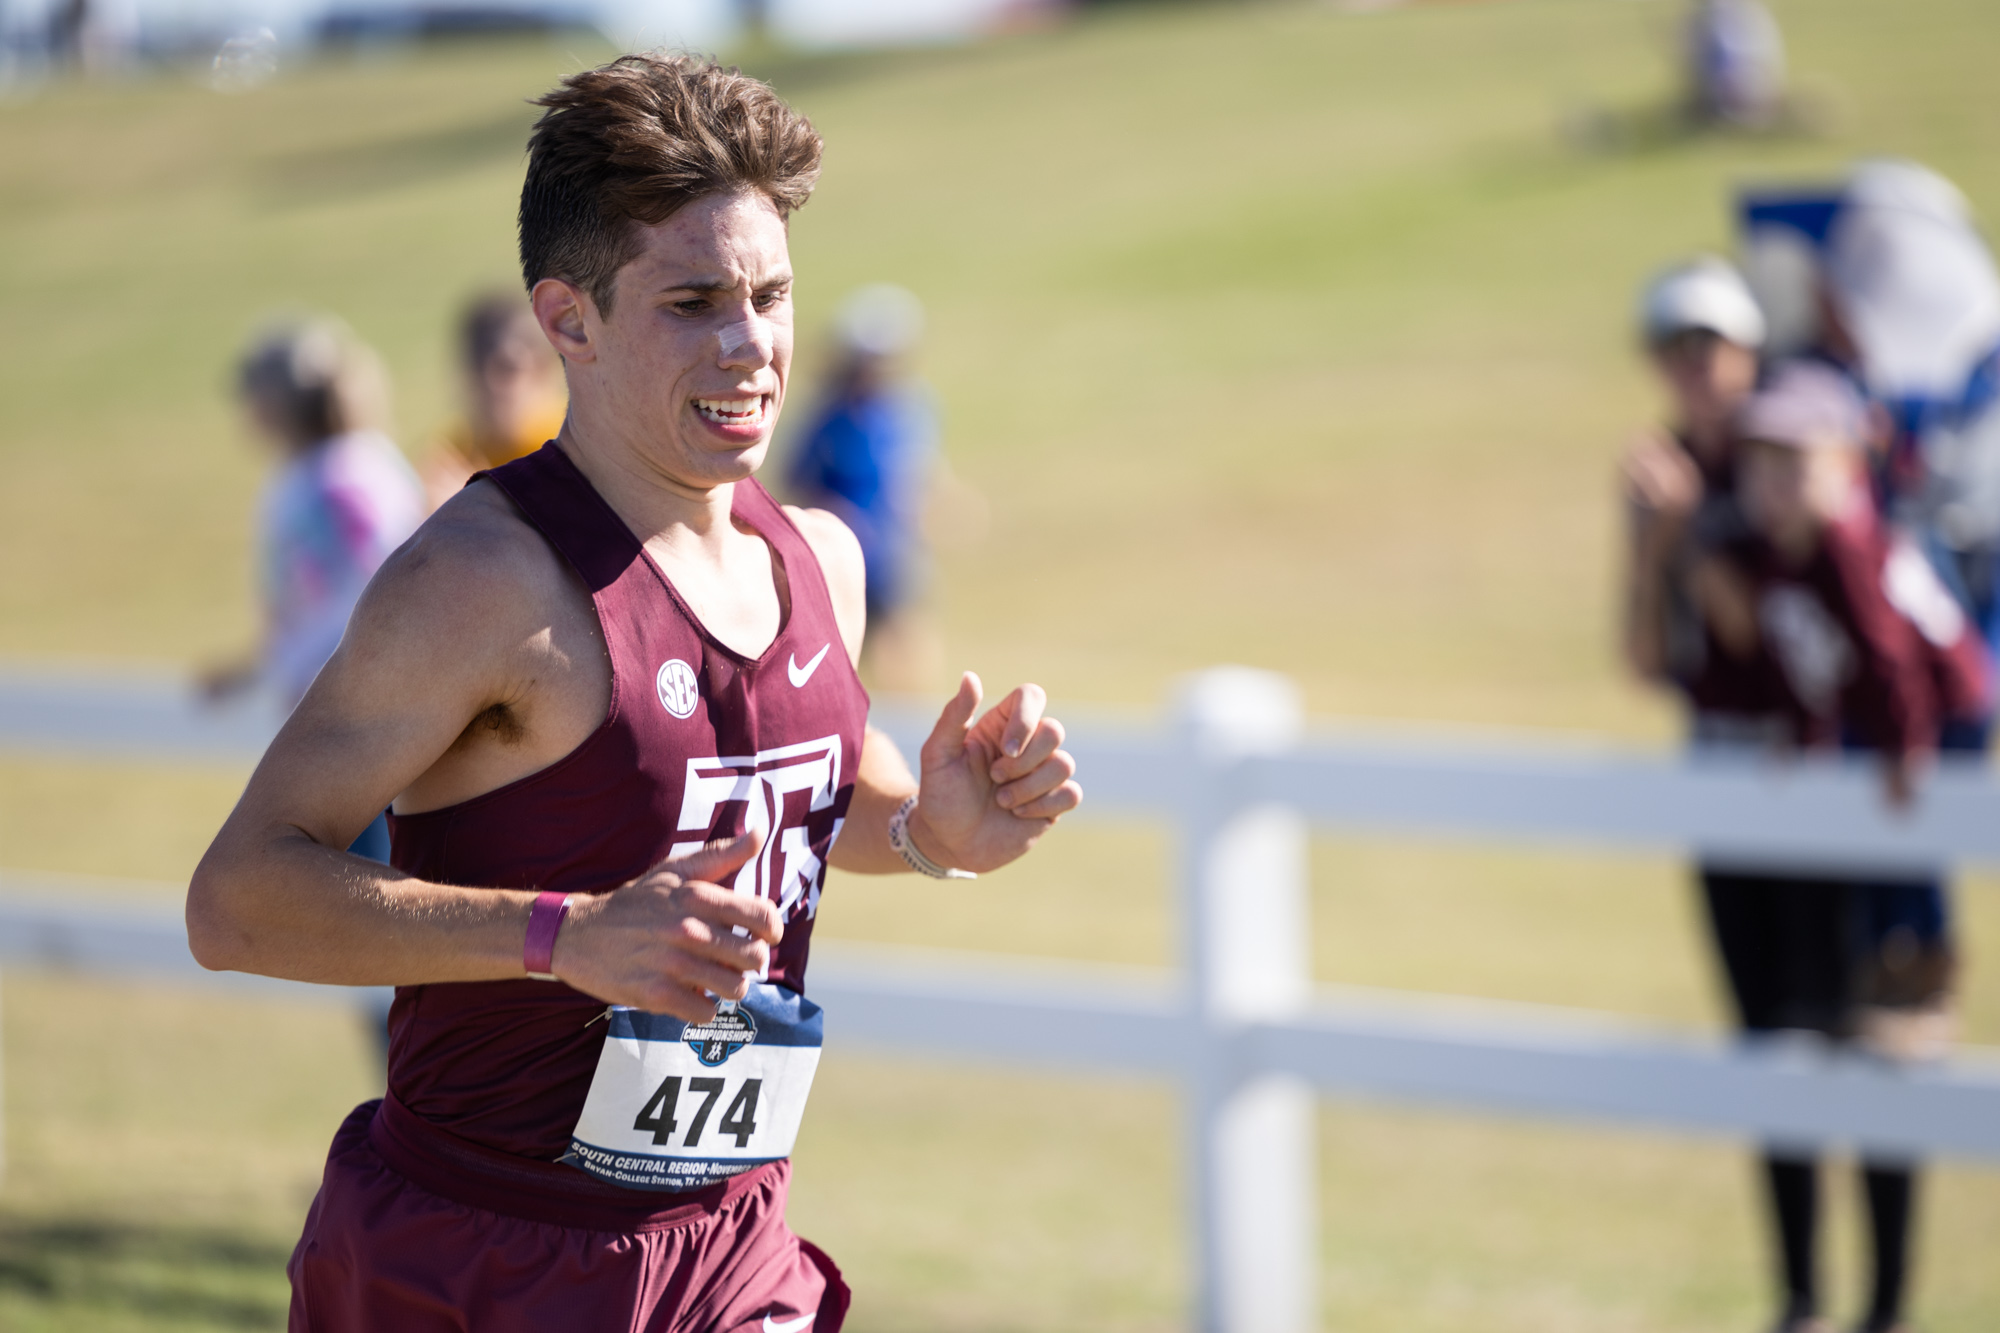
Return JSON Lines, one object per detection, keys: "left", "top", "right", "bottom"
{"left": 460, "top": 701, "right": 528, "bottom": 748}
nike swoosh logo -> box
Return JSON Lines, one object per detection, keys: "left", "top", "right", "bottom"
{"left": 787, "top": 643, "right": 831, "bottom": 688}
{"left": 763, "top": 1316, "right": 813, "bottom": 1333}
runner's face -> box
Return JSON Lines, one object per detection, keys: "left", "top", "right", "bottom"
{"left": 596, "top": 190, "right": 794, "bottom": 487}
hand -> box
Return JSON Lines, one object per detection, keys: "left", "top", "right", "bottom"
{"left": 550, "top": 830, "right": 779, "bottom": 1022}
{"left": 906, "top": 672, "right": 1082, "bottom": 873}
{"left": 1622, "top": 431, "right": 1702, "bottom": 523}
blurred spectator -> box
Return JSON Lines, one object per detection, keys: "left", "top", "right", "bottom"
{"left": 788, "top": 284, "right": 984, "bottom": 692}
{"left": 1688, "top": 363, "right": 1989, "bottom": 1333}
{"left": 418, "top": 290, "right": 567, "bottom": 512}
{"left": 1620, "top": 268, "right": 1989, "bottom": 1331}
{"left": 1819, "top": 161, "right": 2000, "bottom": 650}
{"left": 1621, "top": 257, "right": 1768, "bottom": 697}
{"left": 203, "top": 316, "right": 423, "bottom": 859}
{"left": 1705, "top": 361, "right": 1988, "bottom": 798}
{"left": 1686, "top": 0, "right": 1785, "bottom": 129}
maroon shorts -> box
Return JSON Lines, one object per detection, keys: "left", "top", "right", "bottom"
{"left": 289, "top": 1099, "right": 849, "bottom": 1333}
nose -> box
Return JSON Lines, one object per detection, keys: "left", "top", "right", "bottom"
{"left": 715, "top": 309, "right": 774, "bottom": 369}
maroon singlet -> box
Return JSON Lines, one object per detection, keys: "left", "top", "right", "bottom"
{"left": 383, "top": 441, "right": 869, "bottom": 1196}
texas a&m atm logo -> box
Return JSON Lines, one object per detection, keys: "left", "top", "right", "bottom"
{"left": 669, "top": 736, "right": 844, "bottom": 940}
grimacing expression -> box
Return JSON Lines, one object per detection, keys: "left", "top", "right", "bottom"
{"left": 561, "top": 189, "right": 795, "bottom": 489}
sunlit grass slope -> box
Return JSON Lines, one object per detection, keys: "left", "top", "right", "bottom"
{"left": 3, "top": 0, "right": 1999, "bottom": 730}
{"left": 4, "top": 0, "right": 2000, "bottom": 1329}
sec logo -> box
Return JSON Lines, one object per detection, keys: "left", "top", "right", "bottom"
{"left": 656, "top": 659, "right": 700, "bottom": 719}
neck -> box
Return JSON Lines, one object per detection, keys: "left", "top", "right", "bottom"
{"left": 556, "top": 418, "right": 739, "bottom": 551}
{"left": 1677, "top": 414, "right": 1729, "bottom": 462}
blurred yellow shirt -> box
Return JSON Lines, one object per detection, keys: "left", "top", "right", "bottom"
{"left": 419, "top": 402, "right": 566, "bottom": 513}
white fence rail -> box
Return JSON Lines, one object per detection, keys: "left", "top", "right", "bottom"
{"left": 4, "top": 663, "right": 2000, "bottom": 1333}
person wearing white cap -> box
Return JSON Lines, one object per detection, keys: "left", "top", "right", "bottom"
{"left": 1616, "top": 273, "right": 1895, "bottom": 1333}
{"left": 1824, "top": 161, "right": 2000, "bottom": 408}
{"left": 1821, "top": 160, "right": 2000, "bottom": 651}
{"left": 1621, "top": 256, "right": 1767, "bottom": 688}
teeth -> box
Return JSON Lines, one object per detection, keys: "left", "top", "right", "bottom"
{"left": 695, "top": 397, "right": 763, "bottom": 423}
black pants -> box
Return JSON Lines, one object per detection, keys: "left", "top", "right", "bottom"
{"left": 1701, "top": 870, "right": 1916, "bottom": 1331}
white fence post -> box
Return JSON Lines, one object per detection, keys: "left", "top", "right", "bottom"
{"left": 1176, "top": 668, "right": 1316, "bottom": 1333}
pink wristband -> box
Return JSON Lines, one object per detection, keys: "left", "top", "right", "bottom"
{"left": 524, "top": 891, "right": 572, "bottom": 981}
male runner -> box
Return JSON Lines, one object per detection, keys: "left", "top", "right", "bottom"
{"left": 187, "top": 53, "right": 1081, "bottom": 1332}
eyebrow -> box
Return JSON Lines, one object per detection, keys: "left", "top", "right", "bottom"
{"left": 654, "top": 272, "right": 794, "bottom": 297}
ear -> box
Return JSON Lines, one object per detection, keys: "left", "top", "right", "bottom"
{"left": 531, "top": 278, "right": 597, "bottom": 364}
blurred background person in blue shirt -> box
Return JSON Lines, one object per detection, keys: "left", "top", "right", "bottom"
{"left": 787, "top": 283, "right": 984, "bottom": 693}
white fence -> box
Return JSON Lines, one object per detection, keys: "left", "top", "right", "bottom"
{"left": 5, "top": 662, "right": 2000, "bottom": 1333}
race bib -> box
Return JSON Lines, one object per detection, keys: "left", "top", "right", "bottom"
{"left": 563, "top": 984, "right": 823, "bottom": 1192}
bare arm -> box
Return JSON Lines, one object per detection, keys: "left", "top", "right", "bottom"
{"left": 1621, "top": 430, "right": 1702, "bottom": 682}
{"left": 187, "top": 496, "right": 780, "bottom": 1021}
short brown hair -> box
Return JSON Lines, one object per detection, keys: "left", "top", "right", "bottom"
{"left": 519, "top": 53, "right": 822, "bottom": 315}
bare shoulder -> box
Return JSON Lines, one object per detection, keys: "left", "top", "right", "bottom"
{"left": 784, "top": 504, "right": 866, "bottom": 661}
{"left": 327, "top": 479, "right": 596, "bottom": 719}
{"left": 363, "top": 480, "right": 573, "bottom": 639}
{"left": 246, "top": 478, "right": 594, "bottom": 834}
{"left": 785, "top": 504, "right": 863, "bottom": 575}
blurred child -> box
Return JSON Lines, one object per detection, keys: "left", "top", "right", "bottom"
{"left": 1692, "top": 360, "right": 1990, "bottom": 1333}
{"left": 204, "top": 316, "right": 423, "bottom": 859}
{"left": 419, "top": 290, "right": 567, "bottom": 511}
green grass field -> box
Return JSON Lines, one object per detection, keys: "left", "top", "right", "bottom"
{"left": 4, "top": 0, "right": 2000, "bottom": 1328}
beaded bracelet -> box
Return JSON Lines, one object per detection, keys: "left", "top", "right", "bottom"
{"left": 887, "top": 796, "right": 976, "bottom": 880}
